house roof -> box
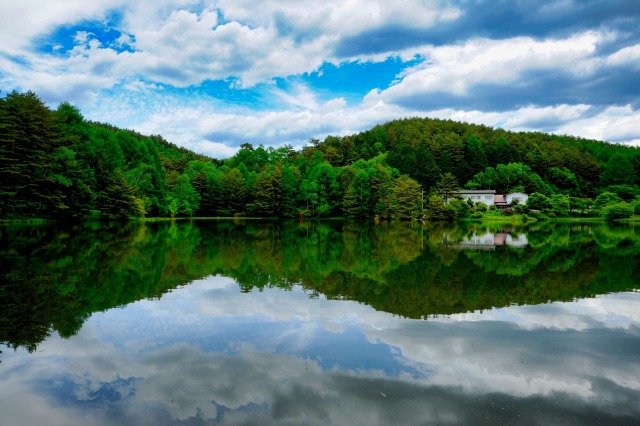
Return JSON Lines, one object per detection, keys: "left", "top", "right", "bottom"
{"left": 494, "top": 194, "right": 507, "bottom": 204}
{"left": 454, "top": 190, "right": 496, "bottom": 194}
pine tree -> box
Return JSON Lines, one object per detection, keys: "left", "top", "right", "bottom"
{"left": 0, "top": 91, "right": 68, "bottom": 217}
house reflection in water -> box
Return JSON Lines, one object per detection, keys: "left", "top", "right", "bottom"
{"left": 446, "top": 231, "right": 529, "bottom": 250}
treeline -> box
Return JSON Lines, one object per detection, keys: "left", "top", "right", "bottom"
{"left": 2, "top": 90, "right": 640, "bottom": 220}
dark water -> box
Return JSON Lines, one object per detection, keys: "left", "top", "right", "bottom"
{"left": 1, "top": 220, "right": 639, "bottom": 425}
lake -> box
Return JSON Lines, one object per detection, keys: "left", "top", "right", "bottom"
{"left": 1, "top": 220, "right": 639, "bottom": 425}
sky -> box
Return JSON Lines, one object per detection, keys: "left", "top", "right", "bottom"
{"left": 1, "top": 0, "right": 639, "bottom": 158}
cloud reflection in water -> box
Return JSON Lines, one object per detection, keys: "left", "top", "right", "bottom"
{"left": 1, "top": 277, "right": 639, "bottom": 425}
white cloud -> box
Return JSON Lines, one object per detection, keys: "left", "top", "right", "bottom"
{"left": 606, "top": 43, "right": 640, "bottom": 67}
{"left": 555, "top": 104, "right": 640, "bottom": 143}
{"left": 3, "top": 1, "right": 638, "bottom": 155}
{"left": 375, "top": 31, "right": 603, "bottom": 101}
{"left": 216, "top": 0, "right": 459, "bottom": 39}
{"left": 2, "top": 0, "right": 461, "bottom": 97}
{"left": 0, "top": 0, "right": 124, "bottom": 52}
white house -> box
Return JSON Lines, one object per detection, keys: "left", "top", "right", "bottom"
{"left": 452, "top": 190, "right": 496, "bottom": 206}
{"left": 451, "top": 190, "right": 528, "bottom": 209}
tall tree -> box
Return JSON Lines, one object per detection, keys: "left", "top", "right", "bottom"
{"left": 0, "top": 91, "right": 71, "bottom": 218}
{"left": 97, "top": 169, "right": 146, "bottom": 218}
{"left": 435, "top": 173, "right": 460, "bottom": 201}
{"left": 387, "top": 175, "right": 422, "bottom": 220}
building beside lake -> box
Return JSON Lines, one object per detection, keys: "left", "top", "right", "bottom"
{"left": 451, "top": 190, "right": 529, "bottom": 209}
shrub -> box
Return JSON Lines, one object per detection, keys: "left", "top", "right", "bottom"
{"left": 550, "top": 194, "right": 571, "bottom": 216}
{"left": 594, "top": 192, "right": 623, "bottom": 210}
{"left": 526, "top": 192, "right": 551, "bottom": 211}
{"left": 528, "top": 211, "right": 546, "bottom": 220}
{"left": 443, "top": 203, "right": 458, "bottom": 220}
{"left": 449, "top": 199, "right": 470, "bottom": 217}
{"left": 602, "top": 202, "right": 634, "bottom": 220}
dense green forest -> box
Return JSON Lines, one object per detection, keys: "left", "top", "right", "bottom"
{"left": 2, "top": 89, "right": 640, "bottom": 220}
{"left": 2, "top": 220, "right": 638, "bottom": 353}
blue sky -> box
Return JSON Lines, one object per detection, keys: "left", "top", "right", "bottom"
{"left": 1, "top": 0, "right": 639, "bottom": 158}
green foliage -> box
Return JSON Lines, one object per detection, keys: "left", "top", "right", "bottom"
{"left": 549, "top": 194, "right": 571, "bottom": 216}
{"left": 435, "top": 172, "right": 460, "bottom": 201}
{"left": 570, "top": 197, "right": 594, "bottom": 215}
{"left": 601, "top": 202, "right": 634, "bottom": 220}
{"left": 601, "top": 184, "right": 640, "bottom": 201}
{"left": 168, "top": 174, "right": 200, "bottom": 216}
{"left": 98, "top": 169, "right": 146, "bottom": 218}
{"left": 527, "top": 210, "right": 547, "bottom": 220}
{"left": 386, "top": 175, "right": 422, "bottom": 220}
{"left": 601, "top": 153, "right": 635, "bottom": 186}
{"left": 426, "top": 194, "right": 461, "bottom": 220}
{"left": 448, "top": 198, "right": 470, "bottom": 217}
{"left": 2, "top": 90, "right": 639, "bottom": 221}
{"left": 526, "top": 192, "right": 551, "bottom": 211}
{"left": 593, "top": 192, "right": 623, "bottom": 212}
{"left": 466, "top": 162, "right": 551, "bottom": 195}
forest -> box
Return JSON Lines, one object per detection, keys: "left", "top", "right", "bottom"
{"left": 1, "top": 89, "right": 640, "bottom": 220}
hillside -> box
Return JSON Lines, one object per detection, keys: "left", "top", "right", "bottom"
{"left": 1, "top": 90, "right": 639, "bottom": 220}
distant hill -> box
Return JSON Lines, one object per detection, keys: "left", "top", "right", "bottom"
{"left": 1, "top": 90, "right": 638, "bottom": 220}
{"left": 311, "top": 117, "right": 639, "bottom": 197}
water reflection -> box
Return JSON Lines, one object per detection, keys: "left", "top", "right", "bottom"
{"left": 1, "top": 220, "right": 639, "bottom": 424}
{"left": 1, "top": 220, "right": 639, "bottom": 353}
{"left": 444, "top": 228, "right": 529, "bottom": 250}
{"left": 1, "top": 277, "right": 639, "bottom": 425}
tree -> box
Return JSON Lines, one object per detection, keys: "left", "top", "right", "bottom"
{"left": 220, "top": 168, "right": 246, "bottom": 214}
{"left": 547, "top": 167, "right": 579, "bottom": 196}
{"left": 167, "top": 174, "right": 200, "bottom": 216}
{"left": 386, "top": 175, "right": 422, "bottom": 220}
{"left": 601, "top": 153, "right": 635, "bottom": 186}
{"left": 435, "top": 172, "right": 460, "bottom": 201}
{"left": 280, "top": 164, "right": 301, "bottom": 217}
{"left": 313, "top": 162, "right": 340, "bottom": 217}
{"left": 426, "top": 194, "right": 447, "bottom": 219}
{"left": 252, "top": 166, "right": 282, "bottom": 216}
{"left": 593, "top": 192, "right": 623, "bottom": 211}
{"left": 0, "top": 91, "right": 71, "bottom": 218}
{"left": 464, "top": 135, "right": 488, "bottom": 181}
{"left": 526, "top": 192, "right": 551, "bottom": 211}
{"left": 342, "top": 169, "right": 372, "bottom": 217}
{"left": 98, "top": 169, "right": 146, "bottom": 218}
{"left": 570, "top": 197, "right": 593, "bottom": 215}
{"left": 549, "top": 194, "right": 571, "bottom": 216}
{"left": 448, "top": 198, "right": 470, "bottom": 217}
{"left": 602, "top": 202, "right": 633, "bottom": 220}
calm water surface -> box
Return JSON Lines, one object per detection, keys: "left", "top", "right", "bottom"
{"left": 1, "top": 220, "right": 639, "bottom": 425}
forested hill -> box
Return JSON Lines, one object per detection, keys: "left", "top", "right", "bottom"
{"left": 313, "top": 117, "right": 639, "bottom": 197}
{"left": 1, "top": 90, "right": 639, "bottom": 220}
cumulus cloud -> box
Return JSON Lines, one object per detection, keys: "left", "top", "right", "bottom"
{"left": 369, "top": 31, "right": 611, "bottom": 108}
{"left": 2, "top": 0, "right": 639, "bottom": 155}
